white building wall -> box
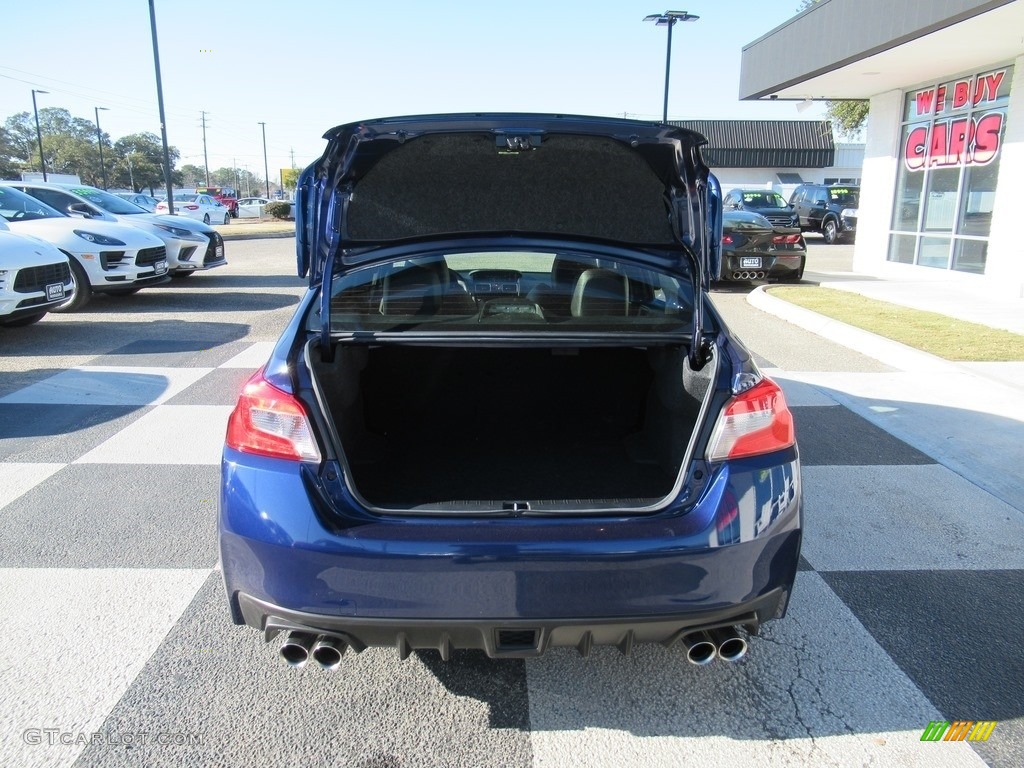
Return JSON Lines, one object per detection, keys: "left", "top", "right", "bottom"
{"left": 985, "top": 54, "right": 1024, "bottom": 297}
{"left": 853, "top": 90, "right": 902, "bottom": 275}
{"left": 855, "top": 62, "right": 1023, "bottom": 297}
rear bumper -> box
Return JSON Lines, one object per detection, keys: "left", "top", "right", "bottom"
{"left": 234, "top": 586, "right": 790, "bottom": 658}
{"left": 219, "top": 449, "right": 803, "bottom": 653}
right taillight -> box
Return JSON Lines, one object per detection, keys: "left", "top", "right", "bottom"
{"left": 706, "top": 377, "right": 795, "bottom": 461}
{"left": 225, "top": 369, "right": 321, "bottom": 462}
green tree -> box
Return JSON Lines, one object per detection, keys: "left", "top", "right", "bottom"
{"left": 210, "top": 167, "right": 241, "bottom": 188}
{"left": 4, "top": 107, "right": 108, "bottom": 183}
{"left": 281, "top": 167, "right": 300, "bottom": 191}
{"left": 110, "top": 132, "right": 179, "bottom": 192}
{"left": 796, "top": 0, "right": 869, "bottom": 138}
{"left": 178, "top": 163, "right": 206, "bottom": 188}
{"left": 0, "top": 126, "right": 24, "bottom": 179}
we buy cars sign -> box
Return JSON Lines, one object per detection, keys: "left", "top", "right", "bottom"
{"left": 903, "top": 69, "right": 1006, "bottom": 171}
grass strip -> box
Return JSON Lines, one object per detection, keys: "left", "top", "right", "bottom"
{"left": 767, "top": 285, "right": 1024, "bottom": 362}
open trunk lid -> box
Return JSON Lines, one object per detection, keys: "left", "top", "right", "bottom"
{"left": 295, "top": 113, "right": 722, "bottom": 366}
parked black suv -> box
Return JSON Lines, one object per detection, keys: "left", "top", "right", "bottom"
{"left": 723, "top": 188, "right": 798, "bottom": 228}
{"left": 789, "top": 184, "right": 859, "bottom": 244}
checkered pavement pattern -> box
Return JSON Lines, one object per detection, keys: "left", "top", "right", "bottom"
{"left": 1, "top": 341, "right": 1021, "bottom": 768}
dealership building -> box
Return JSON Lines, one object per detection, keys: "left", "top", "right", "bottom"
{"left": 740, "top": 0, "right": 1024, "bottom": 298}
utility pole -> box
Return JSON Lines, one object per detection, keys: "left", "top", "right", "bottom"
{"left": 31, "top": 89, "right": 49, "bottom": 181}
{"left": 94, "top": 107, "right": 110, "bottom": 189}
{"left": 258, "top": 122, "right": 270, "bottom": 198}
{"left": 201, "top": 111, "right": 210, "bottom": 186}
{"left": 290, "top": 147, "right": 295, "bottom": 168}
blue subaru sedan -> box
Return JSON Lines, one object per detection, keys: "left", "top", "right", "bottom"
{"left": 219, "top": 114, "right": 801, "bottom": 669}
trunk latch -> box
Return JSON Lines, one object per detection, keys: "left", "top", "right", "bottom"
{"left": 502, "top": 501, "right": 531, "bottom": 513}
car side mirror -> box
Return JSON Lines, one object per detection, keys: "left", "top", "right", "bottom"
{"left": 67, "top": 202, "right": 94, "bottom": 218}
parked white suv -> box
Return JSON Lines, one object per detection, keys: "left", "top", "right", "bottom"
{"left": 0, "top": 185, "right": 168, "bottom": 311}
{"left": 5, "top": 181, "right": 226, "bottom": 277}
{"left": 0, "top": 219, "right": 75, "bottom": 327}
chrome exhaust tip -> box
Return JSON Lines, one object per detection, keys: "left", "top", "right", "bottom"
{"left": 279, "top": 631, "right": 316, "bottom": 668}
{"left": 709, "top": 627, "right": 748, "bottom": 662}
{"left": 311, "top": 635, "right": 346, "bottom": 670}
{"left": 681, "top": 631, "right": 717, "bottom": 665}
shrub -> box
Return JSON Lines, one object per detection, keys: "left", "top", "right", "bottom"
{"left": 264, "top": 201, "right": 292, "bottom": 219}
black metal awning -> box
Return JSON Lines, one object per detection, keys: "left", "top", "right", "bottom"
{"left": 670, "top": 120, "right": 834, "bottom": 168}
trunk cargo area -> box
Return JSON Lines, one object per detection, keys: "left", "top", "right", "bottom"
{"left": 312, "top": 345, "right": 712, "bottom": 508}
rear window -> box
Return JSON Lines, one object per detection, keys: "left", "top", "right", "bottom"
{"left": 319, "top": 250, "right": 693, "bottom": 334}
{"left": 828, "top": 188, "right": 859, "bottom": 207}
{"left": 740, "top": 191, "right": 787, "bottom": 209}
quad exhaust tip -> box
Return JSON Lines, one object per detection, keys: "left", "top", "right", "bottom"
{"left": 279, "top": 631, "right": 316, "bottom": 668}
{"left": 731, "top": 271, "right": 767, "bottom": 281}
{"left": 681, "top": 631, "right": 717, "bottom": 665}
{"left": 709, "top": 626, "right": 749, "bottom": 662}
{"left": 280, "top": 632, "right": 348, "bottom": 670}
{"left": 311, "top": 636, "right": 347, "bottom": 670}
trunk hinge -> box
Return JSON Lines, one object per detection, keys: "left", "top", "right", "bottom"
{"left": 319, "top": 244, "right": 337, "bottom": 363}
{"left": 687, "top": 172, "right": 721, "bottom": 372}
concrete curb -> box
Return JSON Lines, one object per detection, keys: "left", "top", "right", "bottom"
{"left": 218, "top": 230, "right": 296, "bottom": 242}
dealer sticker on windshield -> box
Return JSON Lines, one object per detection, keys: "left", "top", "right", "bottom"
{"left": 741, "top": 257, "right": 761, "bottom": 268}
{"left": 45, "top": 282, "right": 65, "bottom": 300}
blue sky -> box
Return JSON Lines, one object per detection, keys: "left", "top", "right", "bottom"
{"left": 0, "top": 0, "right": 824, "bottom": 178}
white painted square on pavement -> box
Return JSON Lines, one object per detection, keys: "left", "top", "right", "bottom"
{"left": 74, "top": 405, "right": 234, "bottom": 465}
{"left": 218, "top": 342, "right": 276, "bottom": 370}
{"left": 525, "top": 572, "right": 985, "bottom": 768}
{"left": 0, "top": 464, "right": 65, "bottom": 511}
{"left": 0, "top": 367, "right": 212, "bottom": 407}
{"left": 801, "top": 464, "right": 1024, "bottom": 572}
{"left": 0, "top": 568, "right": 210, "bottom": 768}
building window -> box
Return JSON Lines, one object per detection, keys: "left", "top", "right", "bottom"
{"left": 888, "top": 65, "right": 1012, "bottom": 274}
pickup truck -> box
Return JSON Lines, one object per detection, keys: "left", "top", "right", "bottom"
{"left": 196, "top": 186, "right": 239, "bottom": 218}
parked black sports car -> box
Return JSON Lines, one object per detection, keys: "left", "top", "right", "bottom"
{"left": 719, "top": 210, "right": 806, "bottom": 282}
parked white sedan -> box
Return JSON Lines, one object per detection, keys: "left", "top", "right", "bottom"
{"left": 236, "top": 197, "right": 271, "bottom": 218}
{"left": 155, "top": 193, "right": 230, "bottom": 225}
{"left": 114, "top": 192, "right": 160, "bottom": 212}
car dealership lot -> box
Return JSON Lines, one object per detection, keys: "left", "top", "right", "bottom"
{"left": 1, "top": 239, "right": 1020, "bottom": 768}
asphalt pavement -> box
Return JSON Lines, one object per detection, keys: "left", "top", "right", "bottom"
{"left": 0, "top": 238, "right": 1020, "bottom": 768}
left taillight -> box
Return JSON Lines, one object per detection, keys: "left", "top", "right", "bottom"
{"left": 772, "top": 234, "right": 802, "bottom": 244}
{"left": 225, "top": 369, "right": 321, "bottom": 462}
{"left": 706, "top": 377, "right": 795, "bottom": 461}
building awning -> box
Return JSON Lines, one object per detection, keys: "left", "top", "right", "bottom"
{"left": 670, "top": 120, "right": 835, "bottom": 168}
{"left": 739, "top": 0, "right": 1022, "bottom": 101}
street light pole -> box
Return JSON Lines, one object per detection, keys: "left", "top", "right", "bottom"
{"left": 95, "top": 107, "right": 110, "bottom": 189}
{"left": 31, "top": 89, "right": 49, "bottom": 181}
{"left": 258, "top": 122, "right": 270, "bottom": 198}
{"left": 148, "top": 0, "right": 176, "bottom": 214}
{"left": 643, "top": 11, "right": 699, "bottom": 123}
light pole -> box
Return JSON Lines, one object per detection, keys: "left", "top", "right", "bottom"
{"left": 148, "top": 0, "right": 176, "bottom": 213}
{"left": 258, "top": 122, "right": 270, "bottom": 198}
{"left": 94, "top": 107, "right": 110, "bottom": 189}
{"left": 31, "top": 89, "right": 49, "bottom": 180}
{"left": 643, "top": 11, "right": 699, "bottom": 123}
